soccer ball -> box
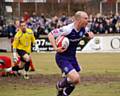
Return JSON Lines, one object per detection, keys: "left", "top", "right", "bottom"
{"left": 56, "top": 36, "right": 69, "bottom": 50}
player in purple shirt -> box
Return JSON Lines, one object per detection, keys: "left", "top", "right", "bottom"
{"left": 48, "top": 11, "right": 94, "bottom": 96}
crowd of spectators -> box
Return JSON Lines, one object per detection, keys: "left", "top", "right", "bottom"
{"left": 89, "top": 14, "right": 120, "bottom": 34}
{"left": 0, "top": 12, "right": 120, "bottom": 39}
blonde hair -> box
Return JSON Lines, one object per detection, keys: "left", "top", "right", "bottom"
{"left": 74, "top": 11, "right": 87, "bottom": 20}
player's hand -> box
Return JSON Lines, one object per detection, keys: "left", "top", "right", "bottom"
{"left": 55, "top": 47, "right": 67, "bottom": 53}
{"left": 86, "top": 32, "right": 94, "bottom": 39}
{"left": 13, "top": 53, "right": 18, "bottom": 63}
{"left": 13, "top": 56, "right": 18, "bottom": 63}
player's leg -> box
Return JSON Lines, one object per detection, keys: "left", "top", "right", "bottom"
{"left": 56, "top": 77, "right": 75, "bottom": 96}
{"left": 5, "top": 64, "right": 22, "bottom": 72}
{"left": 62, "top": 59, "right": 81, "bottom": 96}
{"left": 5, "top": 56, "right": 23, "bottom": 72}
{"left": 64, "top": 70, "right": 80, "bottom": 96}
{"left": 63, "top": 84, "right": 75, "bottom": 96}
{"left": 15, "top": 49, "right": 31, "bottom": 79}
{"left": 57, "top": 70, "right": 80, "bottom": 96}
{"left": 56, "top": 57, "right": 80, "bottom": 96}
{"left": 5, "top": 50, "right": 30, "bottom": 78}
{"left": 0, "top": 56, "right": 17, "bottom": 76}
{"left": 29, "top": 59, "right": 35, "bottom": 71}
{"left": 22, "top": 53, "right": 31, "bottom": 79}
{"left": 16, "top": 56, "right": 35, "bottom": 71}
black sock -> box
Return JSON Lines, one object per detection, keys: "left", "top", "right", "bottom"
{"left": 58, "top": 77, "right": 71, "bottom": 88}
{"left": 12, "top": 65, "right": 20, "bottom": 71}
{"left": 64, "top": 84, "right": 75, "bottom": 95}
{"left": 24, "top": 61, "right": 30, "bottom": 72}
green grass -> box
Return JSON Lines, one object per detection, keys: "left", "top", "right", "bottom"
{"left": 0, "top": 52, "right": 120, "bottom": 96}
{"left": 1, "top": 52, "right": 120, "bottom": 75}
{"left": 0, "top": 84, "right": 56, "bottom": 96}
{"left": 0, "top": 82, "right": 120, "bottom": 96}
{"left": 77, "top": 53, "right": 120, "bottom": 75}
{"left": 73, "top": 82, "right": 120, "bottom": 96}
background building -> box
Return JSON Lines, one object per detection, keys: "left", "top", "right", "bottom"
{"left": 0, "top": 0, "right": 119, "bottom": 19}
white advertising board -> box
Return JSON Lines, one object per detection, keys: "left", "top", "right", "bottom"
{"left": 82, "top": 35, "right": 120, "bottom": 52}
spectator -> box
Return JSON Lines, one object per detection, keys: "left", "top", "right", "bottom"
{"left": 23, "top": 11, "right": 30, "bottom": 22}
{"left": 7, "top": 21, "right": 16, "bottom": 38}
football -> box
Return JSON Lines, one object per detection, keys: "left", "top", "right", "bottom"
{"left": 56, "top": 36, "right": 69, "bottom": 50}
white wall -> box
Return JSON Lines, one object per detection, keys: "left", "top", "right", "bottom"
{"left": 0, "top": 38, "right": 11, "bottom": 52}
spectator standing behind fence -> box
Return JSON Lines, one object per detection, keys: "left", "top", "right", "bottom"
{"left": 115, "top": 19, "right": 120, "bottom": 33}
{"left": 48, "top": 11, "right": 94, "bottom": 96}
{"left": 5, "top": 21, "right": 36, "bottom": 79}
{"left": 7, "top": 21, "right": 16, "bottom": 38}
{"left": 23, "top": 11, "right": 30, "bottom": 22}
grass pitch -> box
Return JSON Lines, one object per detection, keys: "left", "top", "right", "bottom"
{"left": 0, "top": 52, "right": 120, "bottom": 96}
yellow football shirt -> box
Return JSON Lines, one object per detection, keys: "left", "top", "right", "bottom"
{"left": 13, "top": 28, "right": 35, "bottom": 53}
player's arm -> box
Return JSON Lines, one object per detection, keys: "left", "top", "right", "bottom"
{"left": 48, "top": 26, "right": 71, "bottom": 52}
{"left": 85, "top": 27, "right": 94, "bottom": 39}
{"left": 48, "top": 32, "right": 58, "bottom": 51}
{"left": 48, "top": 30, "right": 65, "bottom": 53}
{"left": 86, "top": 32, "right": 94, "bottom": 39}
{"left": 12, "top": 35, "right": 19, "bottom": 62}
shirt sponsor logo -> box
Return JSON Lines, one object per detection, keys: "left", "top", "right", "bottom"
{"left": 64, "top": 67, "right": 69, "bottom": 73}
{"left": 79, "top": 32, "right": 83, "bottom": 37}
{"left": 69, "top": 38, "right": 80, "bottom": 42}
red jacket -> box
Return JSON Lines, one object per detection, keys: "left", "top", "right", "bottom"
{"left": 0, "top": 56, "right": 12, "bottom": 68}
